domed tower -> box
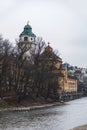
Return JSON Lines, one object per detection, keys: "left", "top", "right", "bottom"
{"left": 19, "top": 22, "right": 36, "bottom": 60}
{"left": 19, "top": 22, "right": 36, "bottom": 43}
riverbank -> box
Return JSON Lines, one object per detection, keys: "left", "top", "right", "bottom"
{"left": 71, "top": 124, "right": 87, "bottom": 130}
{"left": 0, "top": 101, "right": 64, "bottom": 112}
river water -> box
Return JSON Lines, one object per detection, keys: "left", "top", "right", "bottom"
{"left": 0, "top": 97, "right": 87, "bottom": 130}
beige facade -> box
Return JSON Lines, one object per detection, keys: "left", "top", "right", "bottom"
{"left": 58, "top": 69, "right": 77, "bottom": 94}
{"left": 67, "top": 78, "right": 77, "bottom": 92}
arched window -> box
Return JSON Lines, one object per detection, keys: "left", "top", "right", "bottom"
{"left": 24, "top": 37, "right": 28, "bottom": 41}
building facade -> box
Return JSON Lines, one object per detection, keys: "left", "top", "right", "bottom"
{"left": 38, "top": 43, "right": 78, "bottom": 98}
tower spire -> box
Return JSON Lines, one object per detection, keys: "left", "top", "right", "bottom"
{"left": 27, "top": 20, "right": 29, "bottom": 25}
{"left": 48, "top": 42, "right": 50, "bottom": 46}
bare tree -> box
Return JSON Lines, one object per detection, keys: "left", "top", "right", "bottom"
{"left": 0, "top": 35, "right": 14, "bottom": 97}
{"left": 32, "top": 42, "right": 62, "bottom": 100}
{"left": 0, "top": 35, "right": 61, "bottom": 102}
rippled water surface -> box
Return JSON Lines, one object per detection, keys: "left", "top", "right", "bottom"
{"left": 0, "top": 97, "right": 87, "bottom": 130}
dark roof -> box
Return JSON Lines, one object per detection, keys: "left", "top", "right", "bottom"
{"left": 20, "top": 24, "right": 36, "bottom": 37}
{"left": 40, "top": 45, "right": 62, "bottom": 62}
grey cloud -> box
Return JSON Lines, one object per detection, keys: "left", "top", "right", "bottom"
{"left": 0, "top": 0, "right": 87, "bottom": 67}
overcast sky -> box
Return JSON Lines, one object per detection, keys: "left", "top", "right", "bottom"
{"left": 0, "top": 0, "right": 87, "bottom": 68}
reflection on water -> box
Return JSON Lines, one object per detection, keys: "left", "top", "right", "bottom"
{"left": 0, "top": 97, "right": 87, "bottom": 130}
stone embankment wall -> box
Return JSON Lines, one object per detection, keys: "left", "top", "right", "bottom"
{"left": 0, "top": 102, "right": 64, "bottom": 112}
{"left": 60, "top": 92, "right": 83, "bottom": 101}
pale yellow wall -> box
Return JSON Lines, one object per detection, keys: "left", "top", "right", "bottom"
{"left": 58, "top": 69, "right": 77, "bottom": 94}
{"left": 67, "top": 78, "right": 77, "bottom": 92}
{"left": 58, "top": 77, "right": 64, "bottom": 93}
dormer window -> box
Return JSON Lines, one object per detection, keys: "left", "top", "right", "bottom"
{"left": 24, "top": 36, "right": 28, "bottom": 41}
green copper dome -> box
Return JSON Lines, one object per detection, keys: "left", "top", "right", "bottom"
{"left": 20, "top": 24, "right": 36, "bottom": 37}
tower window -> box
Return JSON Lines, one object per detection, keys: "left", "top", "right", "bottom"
{"left": 24, "top": 37, "right": 28, "bottom": 41}
{"left": 31, "top": 38, "right": 33, "bottom": 40}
